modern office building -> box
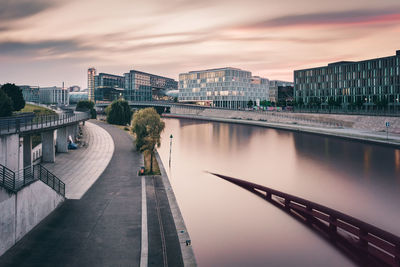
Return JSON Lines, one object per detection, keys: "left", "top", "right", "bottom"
{"left": 87, "top": 67, "right": 96, "bottom": 102}
{"left": 39, "top": 87, "right": 69, "bottom": 106}
{"left": 124, "top": 69, "right": 178, "bottom": 101}
{"left": 269, "top": 80, "right": 294, "bottom": 104}
{"left": 294, "top": 50, "right": 400, "bottom": 109}
{"left": 94, "top": 73, "right": 125, "bottom": 102}
{"left": 178, "top": 67, "right": 270, "bottom": 109}
{"left": 19, "top": 85, "right": 40, "bottom": 103}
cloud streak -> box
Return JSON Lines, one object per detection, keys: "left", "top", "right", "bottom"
{"left": 0, "top": 39, "right": 90, "bottom": 57}
{"left": 0, "top": 0, "right": 64, "bottom": 22}
{"left": 238, "top": 8, "right": 400, "bottom": 29}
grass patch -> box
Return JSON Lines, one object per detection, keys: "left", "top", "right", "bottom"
{"left": 19, "top": 104, "right": 56, "bottom": 116}
{"left": 143, "top": 150, "right": 160, "bottom": 175}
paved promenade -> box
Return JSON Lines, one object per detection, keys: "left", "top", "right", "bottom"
{"left": 43, "top": 121, "right": 114, "bottom": 199}
{"left": 0, "top": 121, "right": 184, "bottom": 267}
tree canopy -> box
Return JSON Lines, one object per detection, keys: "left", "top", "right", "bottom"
{"left": 76, "top": 100, "right": 96, "bottom": 119}
{"left": 76, "top": 100, "right": 94, "bottom": 111}
{"left": 0, "top": 89, "right": 13, "bottom": 117}
{"left": 1, "top": 83, "right": 25, "bottom": 111}
{"left": 131, "top": 108, "right": 165, "bottom": 173}
{"left": 105, "top": 99, "right": 132, "bottom": 125}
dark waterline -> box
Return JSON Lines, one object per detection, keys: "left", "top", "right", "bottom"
{"left": 158, "top": 118, "right": 400, "bottom": 267}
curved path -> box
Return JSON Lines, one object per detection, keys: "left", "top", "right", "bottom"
{"left": 0, "top": 121, "right": 183, "bottom": 267}
{"left": 43, "top": 121, "right": 114, "bottom": 199}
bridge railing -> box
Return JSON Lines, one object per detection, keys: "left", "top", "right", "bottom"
{"left": 0, "top": 164, "right": 16, "bottom": 192}
{"left": 0, "top": 111, "right": 90, "bottom": 135}
{"left": 210, "top": 172, "right": 400, "bottom": 267}
{"left": 0, "top": 164, "right": 65, "bottom": 196}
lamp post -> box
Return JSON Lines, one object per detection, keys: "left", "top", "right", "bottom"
{"left": 169, "top": 134, "right": 173, "bottom": 167}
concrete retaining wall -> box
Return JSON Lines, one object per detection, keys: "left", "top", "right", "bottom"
{"left": 170, "top": 106, "right": 400, "bottom": 133}
{"left": 0, "top": 188, "right": 16, "bottom": 257}
{"left": 0, "top": 181, "right": 64, "bottom": 256}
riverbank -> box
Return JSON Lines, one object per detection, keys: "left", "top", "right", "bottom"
{"left": 155, "top": 151, "right": 197, "bottom": 266}
{"left": 163, "top": 113, "right": 400, "bottom": 148}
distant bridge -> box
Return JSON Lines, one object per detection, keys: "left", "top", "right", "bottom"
{"left": 210, "top": 172, "right": 400, "bottom": 267}
{"left": 95, "top": 101, "right": 208, "bottom": 114}
{"left": 95, "top": 101, "right": 174, "bottom": 108}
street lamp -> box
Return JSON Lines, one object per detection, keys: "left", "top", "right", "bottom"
{"left": 169, "top": 134, "right": 173, "bottom": 167}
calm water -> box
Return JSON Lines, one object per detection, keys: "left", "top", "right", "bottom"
{"left": 158, "top": 118, "right": 400, "bottom": 267}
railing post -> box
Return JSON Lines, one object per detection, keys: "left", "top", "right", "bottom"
{"left": 329, "top": 215, "right": 337, "bottom": 235}
{"left": 265, "top": 191, "right": 271, "bottom": 200}
{"left": 13, "top": 172, "right": 15, "bottom": 190}
{"left": 2, "top": 166, "right": 5, "bottom": 185}
{"left": 284, "top": 198, "right": 290, "bottom": 211}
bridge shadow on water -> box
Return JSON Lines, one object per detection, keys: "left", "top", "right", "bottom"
{"left": 209, "top": 172, "right": 400, "bottom": 267}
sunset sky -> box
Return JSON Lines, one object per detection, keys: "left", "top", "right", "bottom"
{"left": 0, "top": 0, "right": 399, "bottom": 88}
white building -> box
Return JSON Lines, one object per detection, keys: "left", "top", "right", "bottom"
{"left": 39, "top": 87, "right": 69, "bottom": 106}
{"left": 179, "top": 67, "right": 269, "bottom": 109}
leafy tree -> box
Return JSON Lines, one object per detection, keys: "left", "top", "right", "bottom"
{"left": 247, "top": 100, "right": 253, "bottom": 108}
{"left": 76, "top": 100, "right": 94, "bottom": 110}
{"left": 0, "top": 89, "right": 13, "bottom": 117}
{"left": 131, "top": 108, "right": 165, "bottom": 173}
{"left": 106, "top": 99, "right": 132, "bottom": 125}
{"left": 76, "top": 100, "right": 96, "bottom": 119}
{"left": 1, "top": 83, "right": 25, "bottom": 111}
{"left": 260, "top": 100, "right": 267, "bottom": 107}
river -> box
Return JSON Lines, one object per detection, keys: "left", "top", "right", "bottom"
{"left": 157, "top": 118, "right": 400, "bottom": 267}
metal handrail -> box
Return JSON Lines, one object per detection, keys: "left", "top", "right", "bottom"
{"left": 0, "top": 164, "right": 65, "bottom": 196}
{"left": 210, "top": 172, "right": 400, "bottom": 267}
{"left": 0, "top": 111, "right": 90, "bottom": 135}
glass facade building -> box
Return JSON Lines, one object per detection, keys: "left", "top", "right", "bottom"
{"left": 123, "top": 70, "right": 178, "bottom": 101}
{"left": 20, "top": 85, "right": 40, "bottom": 103}
{"left": 179, "top": 67, "right": 269, "bottom": 109}
{"left": 94, "top": 73, "right": 125, "bottom": 102}
{"left": 69, "top": 92, "right": 88, "bottom": 104}
{"left": 269, "top": 80, "right": 294, "bottom": 104}
{"left": 294, "top": 50, "right": 400, "bottom": 109}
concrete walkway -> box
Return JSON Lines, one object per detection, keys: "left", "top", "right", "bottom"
{"left": 43, "top": 120, "right": 114, "bottom": 199}
{"left": 0, "top": 121, "right": 184, "bottom": 267}
{"left": 164, "top": 113, "right": 400, "bottom": 147}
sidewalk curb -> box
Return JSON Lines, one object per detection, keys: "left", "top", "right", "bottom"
{"left": 155, "top": 151, "right": 197, "bottom": 267}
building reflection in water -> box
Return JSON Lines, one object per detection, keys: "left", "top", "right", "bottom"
{"left": 159, "top": 118, "right": 400, "bottom": 267}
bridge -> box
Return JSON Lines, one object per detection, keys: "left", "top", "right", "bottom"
{"left": 210, "top": 172, "right": 400, "bottom": 267}
{"left": 95, "top": 101, "right": 208, "bottom": 115}
{"left": 0, "top": 111, "right": 90, "bottom": 172}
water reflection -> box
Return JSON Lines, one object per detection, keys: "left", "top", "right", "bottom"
{"left": 158, "top": 118, "right": 400, "bottom": 267}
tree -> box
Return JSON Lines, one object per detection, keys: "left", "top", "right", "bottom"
{"left": 0, "top": 89, "right": 13, "bottom": 117}
{"left": 106, "top": 99, "right": 132, "bottom": 125}
{"left": 1, "top": 83, "right": 25, "bottom": 111}
{"left": 247, "top": 100, "right": 253, "bottom": 108}
{"left": 131, "top": 108, "right": 165, "bottom": 173}
{"left": 76, "top": 100, "right": 97, "bottom": 119}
